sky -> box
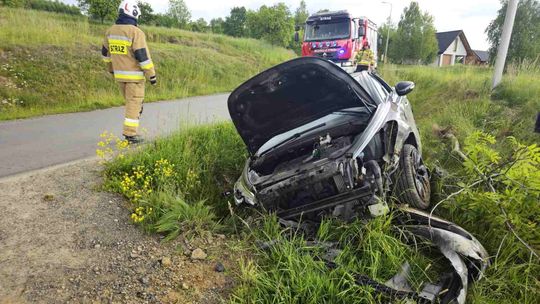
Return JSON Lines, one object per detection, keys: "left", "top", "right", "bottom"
{"left": 65, "top": 0, "right": 501, "bottom": 50}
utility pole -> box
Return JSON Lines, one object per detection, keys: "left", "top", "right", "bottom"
{"left": 492, "top": 0, "right": 519, "bottom": 89}
{"left": 382, "top": 1, "right": 392, "bottom": 64}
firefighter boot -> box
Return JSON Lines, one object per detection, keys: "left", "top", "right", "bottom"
{"left": 124, "top": 135, "right": 144, "bottom": 144}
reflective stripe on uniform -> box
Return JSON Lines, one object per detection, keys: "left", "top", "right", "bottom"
{"left": 358, "top": 50, "right": 373, "bottom": 66}
{"left": 124, "top": 118, "right": 139, "bottom": 127}
{"left": 139, "top": 59, "right": 154, "bottom": 70}
{"left": 114, "top": 70, "right": 145, "bottom": 80}
{"left": 108, "top": 39, "right": 132, "bottom": 47}
{"left": 102, "top": 56, "right": 112, "bottom": 63}
{"left": 108, "top": 35, "right": 132, "bottom": 46}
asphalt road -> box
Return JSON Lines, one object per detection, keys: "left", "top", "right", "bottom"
{"left": 0, "top": 94, "right": 231, "bottom": 178}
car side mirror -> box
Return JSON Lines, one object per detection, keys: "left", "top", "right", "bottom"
{"left": 294, "top": 31, "right": 299, "bottom": 43}
{"left": 395, "top": 81, "right": 415, "bottom": 96}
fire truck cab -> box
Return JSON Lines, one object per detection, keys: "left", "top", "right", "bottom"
{"left": 298, "top": 10, "right": 378, "bottom": 73}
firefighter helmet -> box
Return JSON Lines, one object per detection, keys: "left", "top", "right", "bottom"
{"left": 118, "top": 0, "right": 140, "bottom": 20}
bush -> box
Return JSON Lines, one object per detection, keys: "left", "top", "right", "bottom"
{"left": 152, "top": 193, "right": 219, "bottom": 241}
{"left": 1, "top": 0, "right": 25, "bottom": 7}
{"left": 103, "top": 123, "right": 247, "bottom": 239}
{"left": 1, "top": 0, "right": 80, "bottom": 14}
{"left": 27, "top": 0, "right": 80, "bottom": 15}
{"left": 435, "top": 131, "right": 540, "bottom": 302}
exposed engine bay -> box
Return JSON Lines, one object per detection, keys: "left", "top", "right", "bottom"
{"left": 246, "top": 132, "right": 387, "bottom": 220}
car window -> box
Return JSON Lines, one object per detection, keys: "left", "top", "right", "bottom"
{"left": 371, "top": 73, "right": 392, "bottom": 93}
{"left": 355, "top": 73, "right": 388, "bottom": 104}
{"left": 368, "top": 74, "right": 390, "bottom": 100}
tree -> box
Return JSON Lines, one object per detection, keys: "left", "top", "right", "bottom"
{"left": 137, "top": 1, "right": 156, "bottom": 25}
{"left": 210, "top": 18, "right": 225, "bottom": 34}
{"left": 294, "top": 0, "right": 309, "bottom": 26}
{"left": 168, "top": 0, "right": 190, "bottom": 29}
{"left": 78, "top": 0, "right": 120, "bottom": 23}
{"left": 224, "top": 7, "right": 247, "bottom": 37}
{"left": 378, "top": 22, "right": 397, "bottom": 59}
{"left": 191, "top": 18, "right": 209, "bottom": 32}
{"left": 246, "top": 3, "right": 295, "bottom": 48}
{"left": 390, "top": 2, "right": 438, "bottom": 64}
{"left": 153, "top": 13, "right": 177, "bottom": 28}
{"left": 292, "top": 1, "right": 309, "bottom": 52}
{"left": 486, "top": 0, "right": 540, "bottom": 64}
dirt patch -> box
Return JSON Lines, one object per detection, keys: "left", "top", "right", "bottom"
{"left": 0, "top": 159, "right": 237, "bottom": 303}
{"left": 0, "top": 76, "right": 17, "bottom": 89}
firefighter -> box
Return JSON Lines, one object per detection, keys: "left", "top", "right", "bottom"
{"left": 102, "top": 0, "right": 156, "bottom": 144}
{"left": 355, "top": 41, "right": 375, "bottom": 72}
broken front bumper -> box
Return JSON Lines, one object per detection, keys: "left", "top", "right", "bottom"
{"left": 389, "top": 207, "right": 490, "bottom": 304}
{"left": 260, "top": 206, "right": 490, "bottom": 304}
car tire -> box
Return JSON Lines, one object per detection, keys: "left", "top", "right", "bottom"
{"left": 395, "top": 144, "right": 431, "bottom": 209}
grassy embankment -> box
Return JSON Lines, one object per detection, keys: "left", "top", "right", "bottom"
{"left": 103, "top": 64, "right": 540, "bottom": 303}
{"left": 0, "top": 7, "right": 295, "bottom": 120}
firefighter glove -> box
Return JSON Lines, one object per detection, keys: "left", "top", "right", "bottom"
{"left": 150, "top": 75, "right": 157, "bottom": 85}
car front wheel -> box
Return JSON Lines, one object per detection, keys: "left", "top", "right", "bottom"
{"left": 395, "top": 144, "right": 431, "bottom": 209}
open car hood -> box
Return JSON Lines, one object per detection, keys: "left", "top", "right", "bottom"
{"left": 228, "top": 57, "right": 373, "bottom": 154}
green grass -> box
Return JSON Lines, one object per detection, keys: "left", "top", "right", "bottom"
{"left": 102, "top": 64, "right": 540, "bottom": 302}
{"left": 0, "top": 7, "right": 295, "bottom": 120}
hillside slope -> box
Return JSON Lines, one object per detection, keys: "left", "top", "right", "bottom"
{"left": 0, "top": 8, "right": 295, "bottom": 120}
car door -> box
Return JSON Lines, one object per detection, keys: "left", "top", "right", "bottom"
{"left": 371, "top": 73, "right": 422, "bottom": 153}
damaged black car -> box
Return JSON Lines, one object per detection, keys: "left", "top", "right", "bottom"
{"left": 228, "top": 57, "right": 489, "bottom": 303}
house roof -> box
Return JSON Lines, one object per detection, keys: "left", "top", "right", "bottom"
{"left": 473, "top": 50, "right": 489, "bottom": 62}
{"left": 435, "top": 30, "right": 473, "bottom": 55}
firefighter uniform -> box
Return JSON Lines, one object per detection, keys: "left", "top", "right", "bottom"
{"left": 356, "top": 48, "right": 375, "bottom": 71}
{"left": 102, "top": 20, "right": 156, "bottom": 138}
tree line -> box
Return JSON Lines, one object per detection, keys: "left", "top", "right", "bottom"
{"left": 2, "top": 0, "right": 538, "bottom": 65}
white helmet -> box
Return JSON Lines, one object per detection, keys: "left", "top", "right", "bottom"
{"left": 118, "top": 0, "right": 140, "bottom": 20}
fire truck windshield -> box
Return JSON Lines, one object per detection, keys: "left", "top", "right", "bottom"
{"left": 304, "top": 20, "right": 351, "bottom": 41}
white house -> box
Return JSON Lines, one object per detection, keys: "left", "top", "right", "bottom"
{"left": 433, "top": 30, "right": 476, "bottom": 67}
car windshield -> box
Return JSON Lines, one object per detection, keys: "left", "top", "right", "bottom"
{"left": 305, "top": 20, "right": 351, "bottom": 41}
{"left": 256, "top": 107, "right": 373, "bottom": 156}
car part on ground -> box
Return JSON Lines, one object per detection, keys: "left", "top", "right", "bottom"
{"left": 261, "top": 207, "right": 490, "bottom": 304}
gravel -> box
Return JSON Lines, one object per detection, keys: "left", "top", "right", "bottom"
{"left": 0, "top": 159, "right": 236, "bottom": 303}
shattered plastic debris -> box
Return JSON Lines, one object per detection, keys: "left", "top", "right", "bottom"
{"left": 260, "top": 207, "right": 489, "bottom": 304}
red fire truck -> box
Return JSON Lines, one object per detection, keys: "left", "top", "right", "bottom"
{"left": 297, "top": 10, "right": 378, "bottom": 72}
